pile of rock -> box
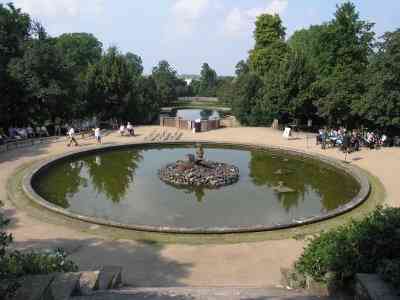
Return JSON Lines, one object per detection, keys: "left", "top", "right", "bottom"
{"left": 159, "top": 160, "right": 240, "bottom": 188}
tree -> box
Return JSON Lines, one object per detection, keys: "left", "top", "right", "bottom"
{"left": 235, "top": 60, "right": 249, "bottom": 77}
{"left": 216, "top": 76, "right": 234, "bottom": 105}
{"left": 189, "top": 79, "right": 201, "bottom": 96}
{"left": 231, "top": 72, "right": 263, "bottom": 126}
{"left": 151, "top": 60, "right": 178, "bottom": 106}
{"left": 85, "top": 47, "right": 133, "bottom": 120}
{"left": 314, "top": 1, "right": 374, "bottom": 127}
{"left": 55, "top": 33, "right": 102, "bottom": 75}
{"left": 125, "top": 52, "right": 143, "bottom": 78}
{"left": 253, "top": 14, "right": 285, "bottom": 49}
{"left": 8, "top": 37, "right": 75, "bottom": 124}
{"left": 198, "top": 63, "right": 218, "bottom": 96}
{"left": 0, "top": 3, "right": 31, "bottom": 127}
{"left": 288, "top": 2, "right": 374, "bottom": 127}
{"left": 288, "top": 24, "right": 331, "bottom": 74}
{"left": 255, "top": 49, "right": 317, "bottom": 125}
{"left": 124, "top": 76, "right": 160, "bottom": 123}
{"left": 358, "top": 30, "right": 400, "bottom": 133}
{"left": 249, "top": 42, "right": 288, "bottom": 77}
{"left": 249, "top": 14, "right": 288, "bottom": 76}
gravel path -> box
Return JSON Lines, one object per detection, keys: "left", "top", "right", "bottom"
{"left": 0, "top": 126, "right": 398, "bottom": 288}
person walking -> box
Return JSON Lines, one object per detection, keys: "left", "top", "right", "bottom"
{"left": 94, "top": 127, "right": 102, "bottom": 144}
{"left": 119, "top": 124, "right": 125, "bottom": 136}
{"left": 67, "top": 127, "right": 78, "bottom": 147}
{"left": 126, "top": 122, "right": 134, "bottom": 136}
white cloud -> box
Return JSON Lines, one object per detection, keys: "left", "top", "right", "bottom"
{"left": 169, "top": 0, "right": 211, "bottom": 35}
{"left": 13, "top": 0, "right": 104, "bottom": 18}
{"left": 223, "top": 0, "right": 288, "bottom": 38}
{"left": 172, "top": 0, "right": 210, "bottom": 23}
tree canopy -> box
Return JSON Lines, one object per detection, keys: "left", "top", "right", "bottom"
{"left": 0, "top": 3, "right": 184, "bottom": 128}
{"left": 227, "top": 1, "right": 397, "bottom": 132}
{"left": 1, "top": 1, "right": 399, "bottom": 134}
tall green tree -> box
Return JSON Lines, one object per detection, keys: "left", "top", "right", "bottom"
{"left": 315, "top": 2, "right": 374, "bottom": 127}
{"left": 249, "top": 14, "right": 288, "bottom": 76}
{"left": 0, "top": 3, "right": 31, "bottom": 126}
{"left": 288, "top": 24, "right": 331, "bottom": 74}
{"left": 125, "top": 52, "right": 143, "bottom": 78}
{"left": 358, "top": 30, "right": 400, "bottom": 133}
{"left": 253, "top": 13, "right": 285, "bottom": 48}
{"left": 198, "top": 63, "right": 218, "bottom": 96}
{"left": 151, "top": 60, "right": 178, "bottom": 106}
{"left": 231, "top": 72, "right": 263, "bottom": 126}
{"left": 216, "top": 76, "right": 234, "bottom": 105}
{"left": 8, "top": 37, "right": 75, "bottom": 124}
{"left": 235, "top": 60, "right": 250, "bottom": 77}
{"left": 85, "top": 47, "right": 133, "bottom": 120}
{"left": 55, "top": 33, "right": 102, "bottom": 74}
{"left": 255, "top": 49, "right": 317, "bottom": 125}
{"left": 124, "top": 76, "right": 160, "bottom": 123}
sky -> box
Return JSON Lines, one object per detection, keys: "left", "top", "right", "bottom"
{"left": 2, "top": 0, "right": 400, "bottom": 75}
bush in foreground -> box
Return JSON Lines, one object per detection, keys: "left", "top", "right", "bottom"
{"left": 0, "top": 213, "right": 78, "bottom": 298}
{"left": 295, "top": 206, "right": 400, "bottom": 287}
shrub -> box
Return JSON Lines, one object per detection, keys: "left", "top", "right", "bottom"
{"left": 295, "top": 206, "right": 400, "bottom": 286}
{"left": 0, "top": 213, "right": 78, "bottom": 298}
{"left": 378, "top": 259, "right": 400, "bottom": 289}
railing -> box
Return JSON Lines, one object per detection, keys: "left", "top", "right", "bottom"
{"left": 160, "top": 117, "right": 221, "bottom": 132}
{"left": 0, "top": 136, "right": 63, "bottom": 154}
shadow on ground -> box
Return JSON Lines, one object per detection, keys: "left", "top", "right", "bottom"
{"left": 12, "top": 237, "right": 193, "bottom": 287}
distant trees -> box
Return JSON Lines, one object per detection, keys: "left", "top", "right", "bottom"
{"left": 151, "top": 60, "right": 179, "bottom": 106}
{"left": 0, "top": 3, "right": 180, "bottom": 129}
{"left": 1, "top": 1, "right": 400, "bottom": 134}
{"left": 198, "top": 63, "right": 218, "bottom": 96}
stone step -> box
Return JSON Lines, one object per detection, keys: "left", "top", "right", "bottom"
{"left": 70, "top": 286, "right": 327, "bottom": 300}
{"left": 13, "top": 274, "right": 55, "bottom": 300}
{"left": 78, "top": 271, "right": 100, "bottom": 295}
{"left": 97, "top": 265, "right": 123, "bottom": 290}
{"left": 12, "top": 266, "right": 122, "bottom": 299}
{"left": 48, "top": 272, "right": 81, "bottom": 300}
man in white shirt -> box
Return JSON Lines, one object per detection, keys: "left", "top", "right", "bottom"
{"left": 94, "top": 127, "right": 102, "bottom": 144}
{"left": 119, "top": 125, "right": 125, "bottom": 136}
{"left": 67, "top": 127, "right": 78, "bottom": 147}
{"left": 126, "top": 122, "right": 134, "bottom": 136}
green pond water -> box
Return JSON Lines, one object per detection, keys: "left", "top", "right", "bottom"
{"left": 33, "top": 145, "right": 360, "bottom": 228}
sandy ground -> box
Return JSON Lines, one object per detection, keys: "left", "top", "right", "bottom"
{"left": 0, "top": 126, "right": 399, "bottom": 287}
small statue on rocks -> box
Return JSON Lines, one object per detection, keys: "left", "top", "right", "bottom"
{"left": 196, "top": 143, "right": 204, "bottom": 162}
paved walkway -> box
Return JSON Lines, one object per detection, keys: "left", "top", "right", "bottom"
{"left": 0, "top": 126, "right": 399, "bottom": 288}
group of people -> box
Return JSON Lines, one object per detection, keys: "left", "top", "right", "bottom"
{"left": 3, "top": 125, "right": 49, "bottom": 140}
{"left": 0, "top": 125, "right": 51, "bottom": 145}
{"left": 119, "top": 122, "right": 135, "bottom": 136}
{"left": 316, "top": 127, "right": 391, "bottom": 152}
{"left": 1, "top": 120, "right": 137, "bottom": 147}
{"left": 66, "top": 126, "right": 103, "bottom": 147}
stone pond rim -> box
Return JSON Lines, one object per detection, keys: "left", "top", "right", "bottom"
{"left": 21, "top": 141, "right": 371, "bottom": 234}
